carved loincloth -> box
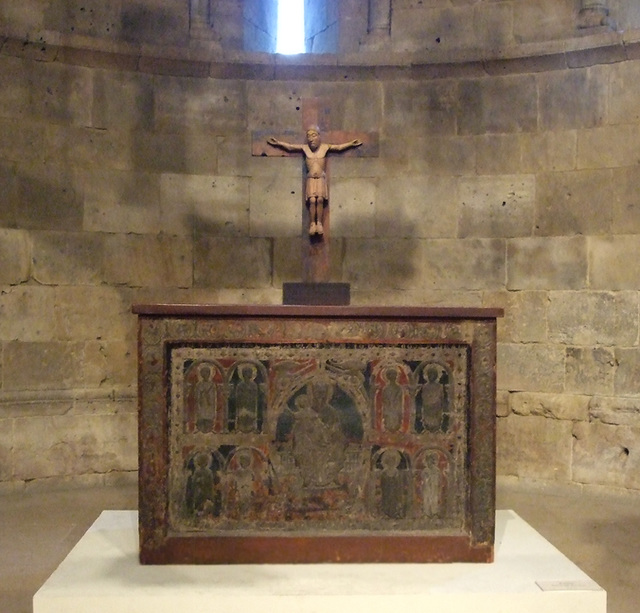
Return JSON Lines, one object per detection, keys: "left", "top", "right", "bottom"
{"left": 306, "top": 175, "right": 328, "bottom": 200}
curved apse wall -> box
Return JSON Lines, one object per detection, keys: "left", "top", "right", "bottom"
{"left": 1, "top": 1, "right": 640, "bottom": 491}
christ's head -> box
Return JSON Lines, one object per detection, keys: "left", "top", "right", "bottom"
{"left": 306, "top": 126, "right": 321, "bottom": 150}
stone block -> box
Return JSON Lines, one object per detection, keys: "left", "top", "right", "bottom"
{"left": 619, "top": 4, "right": 640, "bottom": 29}
{"left": 459, "top": 175, "right": 535, "bottom": 238}
{"left": 0, "top": 56, "right": 31, "bottom": 121}
{"left": 248, "top": 82, "right": 382, "bottom": 134}
{"left": 384, "top": 80, "right": 458, "bottom": 137}
{"left": 43, "top": 124, "right": 131, "bottom": 172}
{"left": 344, "top": 238, "right": 424, "bottom": 290}
{"left": 161, "top": 174, "right": 250, "bottom": 237}
{"left": 32, "top": 231, "right": 104, "bottom": 286}
{"left": 55, "top": 47, "right": 139, "bottom": 73}
{"left": 0, "top": 286, "right": 55, "bottom": 342}
{"left": 609, "top": 59, "right": 640, "bottom": 125}
{"left": 103, "top": 470, "right": 138, "bottom": 488}
{"left": 510, "top": 391, "right": 590, "bottom": 421}
{"left": 332, "top": 83, "right": 384, "bottom": 133}
{"left": 513, "top": 0, "right": 575, "bottom": 44}
{"left": 273, "top": 237, "right": 304, "bottom": 287}
{"left": 121, "top": 0, "right": 189, "bottom": 46}
{"left": 611, "top": 167, "right": 640, "bottom": 235}
{"left": 458, "top": 75, "right": 538, "bottom": 135}
{"left": 378, "top": 134, "right": 410, "bottom": 171}
{"left": 119, "top": 129, "right": 219, "bottom": 176}
{"left": 614, "top": 348, "right": 640, "bottom": 398}
{"left": 352, "top": 289, "right": 484, "bottom": 308}
{"left": 567, "top": 44, "right": 627, "bottom": 70}
{"left": 82, "top": 169, "right": 162, "bottom": 234}
{"left": 3, "top": 341, "right": 85, "bottom": 391}
{"left": 194, "top": 236, "right": 272, "bottom": 289}
{"left": 200, "top": 288, "right": 282, "bottom": 305}
{"left": 52, "top": 286, "right": 135, "bottom": 342}
{"left": 71, "top": 393, "right": 137, "bottom": 418}
{"left": 0, "top": 116, "right": 45, "bottom": 164}
{"left": 496, "top": 390, "right": 510, "bottom": 418}
{"left": 590, "top": 396, "right": 640, "bottom": 428}
{"left": 0, "top": 2, "right": 45, "bottom": 39}
{"left": 14, "top": 161, "right": 84, "bottom": 231}
{"left": 497, "top": 342, "right": 565, "bottom": 393}
{"left": 534, "top": 170, "right": 613, "bottom": 236}
{"left": 330, "top": 177, "right": 376, "bottom": 238}
{"left": 138, "top": 57, "right": 210, "bottom": 78}
{"left": 0, "top": 390, "right": 73, "bottom": 419}
{"left": 519, "top": 130, "right": 577, "bottom": 173}
{"left": 0, "top": 229, "right": 30, "bottom": 285}
{"left": 43, "top": 0, "right": 121, "bottom": 40}
{"left": 391, "top": 6, "right": 477, "bottom": 53}
{"left": 330, "top": 157, "right": 384, "bottom": 181}
{"left": 577, "top": 124, "right": 640, "bottom": 170}
{"left": 179, "top": 131, "right": 220, "bottom": 176}
{"left": 249, "top": 175, "right": 302, "bottom": 237}
{"left": 0, "top": 419, "right": 13, "bottom": 481}
{"left": 246, "top": 83, "right": 310, "bottom": 133}
{"left": 572, "top": 421, "right": 640, "bottom": 489}
{"left": 507, "top": 236, "right": 587, "bottom": 290}
{"left": 407, "top": 135, "right": 476, "bottom": 175}
{"left": 565, "top": 346, "right": 616, "bottom": 395}
{"left": 376, "top": 175, "right": 458, "bottom": 238}
{"left": 548, "top": 291, "right": 639, "bottom": 346}
{"left": 422, "top": 238, "right": 506, "bottom": 290}
{"left": 589, "top": 235, "right": 640, "bottom": 290}
{"left": 0, "top": 161, "right": 19, "bottom": 229}
{"left": 12, "top": 412, "right": 137, "bottom": 481}
{"left": 474, "top": 2, "right": 514, "bottom": 52}
{"left": 538, "top": 67, "right": 607, "bottom": 131}
{"left": 497, "top": 414, "right": 573, "bottom": 481}
{"left": 102, "top": 234, "right": 192, "bottom": 288}
{"left": 482, "top": 290, "right": 548, "bottom": 343}
{"left": 91, "top": 66, "right": 154, "bottom": 131}
{"left": 154, "top": 77, "right": 246, "bottom": 133}
{"left": 83, "top": 340, "right": 137, "bottom": 389}
{"left": 26, "top": 60, "right": 93, "bottom": 126}
{"left": 475, "top": 135, "right": 521, "bottom": 175}
{"left": 485, "top": 53, "right": 568, "bottom": 77}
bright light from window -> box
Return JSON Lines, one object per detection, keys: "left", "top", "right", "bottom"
{"left": 276, "top": 0, "right": 305, "bottom": 54}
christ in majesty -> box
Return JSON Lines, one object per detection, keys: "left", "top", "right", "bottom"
{"left": 267, "top": 127, "right": 362, "bottom": 236}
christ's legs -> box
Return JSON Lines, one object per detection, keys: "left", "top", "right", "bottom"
{"left": 316, "top": 198, "right": 325, "bottom": 234}
{"left": 308, "top": 197, "right": 317, "bottom": 234}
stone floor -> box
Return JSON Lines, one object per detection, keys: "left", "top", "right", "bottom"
{"left": 0, "top": 479, "right": 638, "bottom": 613}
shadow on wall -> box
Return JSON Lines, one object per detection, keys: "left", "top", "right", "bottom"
{"left": 120, "top": 4, "right": 189, "bottom": 46}
{"left": 182, "top": 200, "right": 421, "bottom": 291}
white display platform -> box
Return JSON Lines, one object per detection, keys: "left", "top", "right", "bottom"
{"left": 34, "top": 510, "right": 605, "bottom": 613}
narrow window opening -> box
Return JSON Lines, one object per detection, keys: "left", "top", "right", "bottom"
{"left": 276, "top": 0, "right": 305, "bottom": 54}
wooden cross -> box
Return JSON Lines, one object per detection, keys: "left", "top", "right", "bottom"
{"left": 252, "top": 98, "right": 379, "bottom": 284}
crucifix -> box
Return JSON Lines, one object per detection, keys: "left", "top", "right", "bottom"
{"left": 252, "top": 98, "right": 379, "bottom": 304}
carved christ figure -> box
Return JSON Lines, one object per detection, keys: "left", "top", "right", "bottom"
{"left": 267, "top": 127, "right": 362, "bottom": 236}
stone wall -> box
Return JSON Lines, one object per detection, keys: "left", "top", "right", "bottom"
{"left": 2, "top": 8, "right": 640, "bottom": 492}
{"left": 4, "top": 0, "right": 640, "bottom": 56}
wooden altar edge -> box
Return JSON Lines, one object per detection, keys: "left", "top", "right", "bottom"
{"left": 132, "top": 304, "right": 504, "bottom": 320}
{"left": 141, "top": 534, "right": 493, "bottom": 565}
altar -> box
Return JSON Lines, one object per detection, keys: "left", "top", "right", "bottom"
{"left": 134, "top": 304, "right": 501, "bottom": 564}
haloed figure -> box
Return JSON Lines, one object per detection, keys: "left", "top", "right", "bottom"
{"left": 267, "top": 127, "right": 362, "bottom": 236}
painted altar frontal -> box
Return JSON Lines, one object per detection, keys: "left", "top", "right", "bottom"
{"left": 135, "top": 305, "right": 500, "bottom": 564}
